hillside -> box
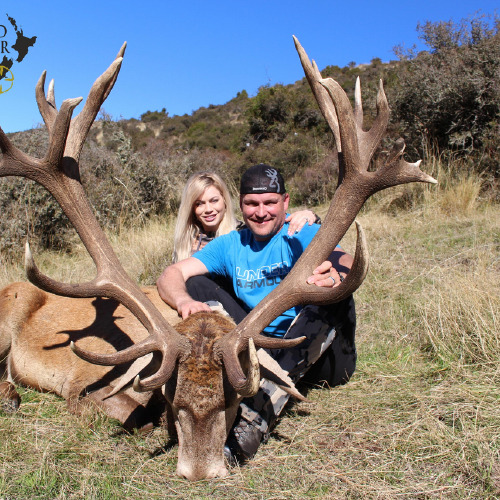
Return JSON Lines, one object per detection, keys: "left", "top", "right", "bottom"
{"left": 0, "top": 14, "right": 498, "bottom": 498}
{"left": 1, "top": 13, "right": 498, "bottom": 261}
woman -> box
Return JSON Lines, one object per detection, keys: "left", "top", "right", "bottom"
{"left": 172, "top": 171, "right": 319, "bottom": 263}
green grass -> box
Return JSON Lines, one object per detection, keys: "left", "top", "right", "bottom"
{"left": 0, "top": 179, "right": 499, "bottom": 498}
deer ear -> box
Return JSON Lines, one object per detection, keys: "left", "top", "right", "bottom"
{"left": 103, "top": 353, "right": 154, "bottom": 398}
{"left": 257, "top": 349, "right": 306, "bottom": 401}
{"left": 235, "top": 338, "right": 260, "bottom": 398}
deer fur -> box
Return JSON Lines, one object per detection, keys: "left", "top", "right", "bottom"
{"left": 0, "top": 283, "right": 173, "bottom": 424}
{"left": 0, "top": 281, "right": 259, "bottom": 479}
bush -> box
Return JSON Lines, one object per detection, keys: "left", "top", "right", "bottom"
{"left": 0, "top": 125, "right": 240, "bottom": 257}
{"left": 140, "top": 108, "right": 168, "bottom": 122}
{"left": 246, "top": 84, "right": 293, "bottom": 142}
{"left": 391, "top": 12, "right": 500, "bottom": 178}
{"left": 288, "top": 151, "right": 339, "bottom": 206}
{"left": 0, "top": 129, "right": 76, "bottom": 258}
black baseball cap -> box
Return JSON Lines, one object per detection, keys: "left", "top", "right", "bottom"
{"left": 240, "top": 163, "right": 286, "bottom": 194}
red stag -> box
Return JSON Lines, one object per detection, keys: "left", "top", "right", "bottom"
{"left": 0, "top": 38, "right": 436, "bottom": 480}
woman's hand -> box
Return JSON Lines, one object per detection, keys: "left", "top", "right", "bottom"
{"left": 286, "top": 210, "right": 318, "bottom": 236}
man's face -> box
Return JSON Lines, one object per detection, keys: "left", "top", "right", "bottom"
{"left": 240, "top": 192, "right": 289, "bottom": 241}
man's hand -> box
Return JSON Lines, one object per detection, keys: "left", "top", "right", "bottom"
{"left": 157, "top": 257, "right": 211, "bottom": 317}
{"left": 306, "top": 260, "right": 346, "bottom": 287}
{"left": 177, "top": 299, "right": 212, "bottom": 319}
{"left": 306, "top": 248, "right": 353, "bottom": 288}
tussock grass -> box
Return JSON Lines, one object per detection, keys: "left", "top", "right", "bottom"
{"left": 109, "top": 217, "right": 174, "bottom": 285}
{"left": 0, "top": 173, "right": 499, "bottom": 498}
{"left": 0, "top": 217, "right": 174, "bottom": 289}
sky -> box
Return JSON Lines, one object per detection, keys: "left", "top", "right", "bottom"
{"left": 0, "top": 0, "right": 497, "bottom": 133}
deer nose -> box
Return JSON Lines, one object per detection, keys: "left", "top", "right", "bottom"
{"left": 177, "top": 463, "right": 228, "bottom": 481}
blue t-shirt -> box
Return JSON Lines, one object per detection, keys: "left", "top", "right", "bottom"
{"left": 193, "top": 221, "right": 321, "bottom": 337}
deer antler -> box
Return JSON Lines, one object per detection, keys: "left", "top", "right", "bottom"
{"left": 212, "top": 37, "right": 437, "bottom": 392}
{"left": 0, "top": 43, "right": 190, "bottom": 391}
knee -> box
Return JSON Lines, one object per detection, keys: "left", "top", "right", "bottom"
{"left": 185, "top": 275, "right": 217, "bottom": 301}
{"left": 321, "top": 295, "right": 356, "bottom": 344}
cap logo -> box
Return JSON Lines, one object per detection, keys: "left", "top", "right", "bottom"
{"left": 265, "top": 168, "right": 280, "bottom": 193}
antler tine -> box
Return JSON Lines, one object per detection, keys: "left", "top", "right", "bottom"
{"left": 320, "top": 77, "right": 437, "bottom": 190}
{"left": 45, "top": 97, "right": 83, "bottom": 167}
{"left": 47, "top": 79, "right": 56, "bottom": 108}
{"left": 72, "top": 333, "right": 183, "bottom": 394}
{"left": 70, "top": 336, "right": 158, "bottom": 366}
{"left": 353, "top": 78, "right": 391, "bottom": 172}
{"left": 24, "top": 241, "right": 157, "bottom": 332}
{"left": 293, "top": 36, "right": 341, "bottom": 150}
{"left": 68, "top": 44, "right": 126, "bottom": 161}
{"left": 102, "top": 42, "right": 127, "bottom": 103}
{"left": 0, "top": 95, "right": 81, "bottom": 183}
{"left": 34, "top": 43, "right": 126, "bottom": 150}
{"left": 35, "top": 72, "right": 58, "bottom": 135}
{"left": 353, "top": 76, "right": 363, "bottom": 128}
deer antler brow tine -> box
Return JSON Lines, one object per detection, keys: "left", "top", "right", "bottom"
{"left": 70, "top": 337, "right": 158, "bottom": 366}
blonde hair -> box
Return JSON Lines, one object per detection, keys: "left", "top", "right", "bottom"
{"left": 172, "top": 172, "right": 237, "bottom": 262}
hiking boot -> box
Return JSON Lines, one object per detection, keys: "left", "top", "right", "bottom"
{"left": 224, "top": 418, "right": 267, "bottom": 465}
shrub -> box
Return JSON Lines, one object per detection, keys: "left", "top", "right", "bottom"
{"left": 391, "top": 12, "right": 500, "bottom": 177}
{"left": 140, "top": 108, "right": 168, "bottom": 122}
{"left": 0, "top": 129, "right": 76, "bottom": 258}
{"left": 246, "top": 84, "right": 293, "bottom": 142}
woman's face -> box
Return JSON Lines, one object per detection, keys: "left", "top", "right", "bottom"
{"left": 193, "top": 185, "right": 226, "bottom": 233}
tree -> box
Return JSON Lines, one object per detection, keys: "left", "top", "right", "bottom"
{"left": 391, "top": 12, "right": 500, "bottom": 176}
{"left": 246, "top": 84, "right": 292, "bottom": 142}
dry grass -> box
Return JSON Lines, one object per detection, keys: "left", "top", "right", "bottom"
{"left": 0, "top": 174, "right": 499, "bottom": 498}
{"left": 0, "top": 217, "right": 173, "bottom": 289}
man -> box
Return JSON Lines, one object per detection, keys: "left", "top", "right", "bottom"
{"left": 157, "top": 163, "right": 356, "bottom": 462}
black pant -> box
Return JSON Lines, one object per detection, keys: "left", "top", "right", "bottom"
{"left": 300, "top": 296, "right": 356, "bottom": 386}
{"left": 186, "top": 275, "right": 248, "bottom": 323}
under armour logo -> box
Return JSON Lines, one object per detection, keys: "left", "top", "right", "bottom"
{"left": 265, "top": 168, "right": 280, "bottom": 193}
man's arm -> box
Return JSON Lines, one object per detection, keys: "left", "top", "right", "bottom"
{"left": 306, "top": 248, "right": 354, "bottom": 288}
{"left": 157, "top": 257, "right": 212, "bottom": 319}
